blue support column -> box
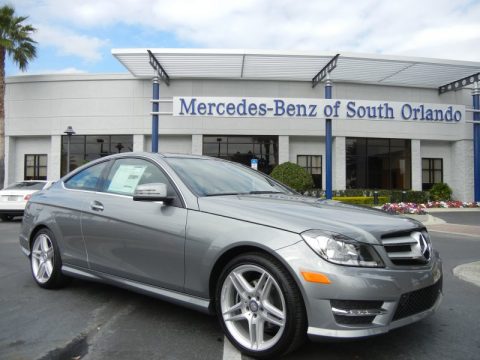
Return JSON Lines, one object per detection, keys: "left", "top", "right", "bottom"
{"left": 152, "top": 77, "right": 160, "bottom": 152}
{"left": 325, "top": 78, "right": 333, "bottom": 199}
{"left": 473, "top": 83, "right": 480, "bottom": 202}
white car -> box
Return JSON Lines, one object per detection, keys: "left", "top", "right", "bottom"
{"left": 0, "top": 181, "right": 53, "bottom": 221}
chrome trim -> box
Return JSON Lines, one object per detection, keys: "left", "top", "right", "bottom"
{"left": 62, "top": 265, "right": 102, "bottom": 280}
{"left": 61, "top": 265, "right": 211, "bottom": 313}
{"left": 332, "top": 307, "right": 387, "bottom": 317}
{"left": 382, "top": 231, "right": 432, "bottom": 263}
{"left": 60, "top": 154, "right": 189, "bottom": 208}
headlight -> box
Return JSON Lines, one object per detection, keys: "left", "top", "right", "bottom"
{"left": 301, "top": 230, "right": 384, "bottom": 267}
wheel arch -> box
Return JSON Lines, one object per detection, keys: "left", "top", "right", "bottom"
{"left": 29, "top": 224, "right": 50, "bottom": 250}
{"left": 208, "top": 244, "right": 307, "bottom": 313}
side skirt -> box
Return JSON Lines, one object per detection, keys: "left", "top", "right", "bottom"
{"left": 62, "top": 265, "right": 213, "bottom": 314}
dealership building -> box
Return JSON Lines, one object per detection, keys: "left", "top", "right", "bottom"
{"left": 4, "top": 49, "right": 480, "bottom": 201}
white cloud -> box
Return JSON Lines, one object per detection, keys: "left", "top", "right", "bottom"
{"left": 35, "top": 24, "right": 109, "bottom": 62}
{"left": 13, "top": 67, "right": 87, "bottom": 75}
{"left": 12, "top": 0, "right": 480, "bottom": 61}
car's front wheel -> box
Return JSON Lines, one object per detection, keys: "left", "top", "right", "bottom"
{"left": 30, "top": 229, "right": 69, "bottom": 289}
{"left": 216, "top": 253, "right": 306, "bottom": 359}
{"left": 0, "top": 214, "right": 13, "bottom": 221}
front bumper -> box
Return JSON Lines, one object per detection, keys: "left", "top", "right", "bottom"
{"left": 276, "top": 240, "right": 443, "bottom": 339}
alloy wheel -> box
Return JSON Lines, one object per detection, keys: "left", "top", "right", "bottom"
{"left": 220, "top": 264, "right": 287, "bottom": 351}
{"left": 31, "top": 233, "right": 55, "bottom": 284}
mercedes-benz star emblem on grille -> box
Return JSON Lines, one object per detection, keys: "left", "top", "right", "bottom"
{"left": 411, "top": 232, "right": 431, "bottom": 262}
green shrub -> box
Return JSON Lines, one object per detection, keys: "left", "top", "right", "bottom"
{"left": 429, "top": 183, "right": 452, "bottom": 201}
{"left": 330, "top": 189, "right": 430, "bottom": 203}
{"left": 389, "top": 190, "right": 429, "bottom": 204}
{"left": 332, "top": 196, "right": 389, "bottom": 205}
{"left": 270, "top": 162, "right": 314, "bottom": 192}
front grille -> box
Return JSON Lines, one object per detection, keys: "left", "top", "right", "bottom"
{"left": 331, "top": 300, "right": 383, "bottom": 310}
{"left": 382, "top": 230, "right": 431, "bottom": 266}
{"left": 393, "top": 277, "right": 442, "bottom": 321}
{"left": 331, "top": 300, "right": 384, "bottom": 326}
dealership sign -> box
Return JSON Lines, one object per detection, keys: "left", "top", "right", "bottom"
{"left": 173, "top": 97, "right": 464, "bottom": 122}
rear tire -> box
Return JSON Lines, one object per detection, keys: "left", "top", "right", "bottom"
{"left": 0, "top": 215, "right": 13, "bottom": 221}
{"left": 215, "top": 252, "right": 306, "bottom": 359}
{"left": 30, "top": 228, "right": 70, "bottom": 289}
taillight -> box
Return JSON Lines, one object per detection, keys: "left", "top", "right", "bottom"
{"left": 24, "top": 194, "right": 32, "bottom": 201}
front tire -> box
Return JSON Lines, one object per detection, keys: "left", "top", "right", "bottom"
{"left": 215, "top": 252, "right": 306, "bottom": 359}
{"left": 0, "top": 214, "right": 13, "bottom": 221}
{"left": 30, "top": 229, "right": 69, "bottom": 289}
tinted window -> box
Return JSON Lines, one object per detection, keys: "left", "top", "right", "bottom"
{"left": 65, "top": 161, "right": 110, "bottom": 191}
{"left": 104, "top": 158, "right": 176, "bottom": 197}
{"left": 165, "top": 158, "right": 291, "bottom": 197}
{"left": 6, "top": 181, "right": 46, "bottom": 190}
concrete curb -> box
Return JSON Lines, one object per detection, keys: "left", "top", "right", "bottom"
{"left": 453, "top": 261, "right": 480, "bottom": 288}
{"left": 426, "top": 208, "right": 480, "bottom": 213}
{"left": 401, "top": 214, "right": 446, "bottom": 226}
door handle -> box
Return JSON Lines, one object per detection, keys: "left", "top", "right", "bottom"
{"left": 90, "top": 201, "right": 104, "bottom": 212}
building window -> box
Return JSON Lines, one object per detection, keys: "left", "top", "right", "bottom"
{"left": 297, "top": 155, "right": 322, "bottom": 188}
{"left": 61, "top": 135, "right": 133, "bottom": 176}
{"left": 25, "top": 154, "right": 48, "bottom": 180}
{"left": 203, "top": 135, "right": 278, "bottom": 174}
{"left": 346, "top": 138, "right": 411, "bottom": 190}
{"left": 422, "top": 158, "right": 443, "bottom": 190}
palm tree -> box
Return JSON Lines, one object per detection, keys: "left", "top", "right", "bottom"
{"left": 0, "top": 5, "right": 36, "bottom": 188}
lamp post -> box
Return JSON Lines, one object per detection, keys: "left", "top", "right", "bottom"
{"left": 64, "top": 126, "right": 76, "bottom": 173}
{"left": 217, "top": 138, "right": 222, "bottom": 157}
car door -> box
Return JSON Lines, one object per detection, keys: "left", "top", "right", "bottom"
{"left": 81, "top": 157, "right": 187, "bottom": 292}
{"left": 54, "top": 160, "right": 112, "bottom": 268}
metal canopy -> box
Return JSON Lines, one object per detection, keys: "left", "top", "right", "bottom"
{"left": 112, "top": 48, "right": 480, "bottom": 89}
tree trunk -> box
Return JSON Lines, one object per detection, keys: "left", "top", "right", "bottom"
{"left": 0, "top": 47, "right": 5, "bottom": 189}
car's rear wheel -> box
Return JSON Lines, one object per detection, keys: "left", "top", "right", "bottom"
{"left": 0, "top": 215, "right": 13, "bottom": 221}
{"left": 216, "top": 253, "right": 306, "bottom": 359}
{"left": 30, "top": 229, "right": 69, "bottom": 289}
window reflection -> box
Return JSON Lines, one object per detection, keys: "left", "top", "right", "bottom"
{"left": 346, "top": 138, "right": 411, "bottom": 189}
{"left": 203, "top": 136, "right": 278, "bottom": 174}
{"left": 61, "top": 135, "right": 133, "bottom": 176}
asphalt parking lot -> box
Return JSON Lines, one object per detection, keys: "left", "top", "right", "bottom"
{"left": 1, "top": 214, "right": 480, "bottom": 360}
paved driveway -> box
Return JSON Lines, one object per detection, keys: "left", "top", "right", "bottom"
{"left": 1, "top": 219, "right": 479, "bottom": 360}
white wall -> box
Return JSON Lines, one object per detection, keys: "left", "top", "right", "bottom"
{"left": 289, "top": 136, "right": 325, "bottom": 189}
{"left": 420, "top": 140, "right": 453, "bottom": 189}
{"left": 145, "top": 135, "right": 192, "bottom": 154}
{"left": 4, "top": 74, "right": 476, "bottom": 194}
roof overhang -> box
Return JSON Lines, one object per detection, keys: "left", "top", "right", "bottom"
{"left": 112, "top": 48, "right": 480, "bottom": 89}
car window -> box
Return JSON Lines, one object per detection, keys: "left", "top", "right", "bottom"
{"left": 5, "top": 182, "right": 46, "bottom": 190}
{"left": 64, "top": 161, "right": 110, "bottom": 191}
{"left": 165, "top": 158, "right": 293, "bottom": 197}
{"left": 104, "top": 158, "right": 176, "bottom": 197}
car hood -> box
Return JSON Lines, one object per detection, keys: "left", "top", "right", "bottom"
{"left": 197, "top": 194, "right": 423, "bottom": 244}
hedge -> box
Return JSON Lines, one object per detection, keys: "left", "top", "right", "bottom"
{"left": 305, "top": 189, "right": 430, "bottom": 204}
{"left": 332, "top": 196, "right": 390, "bottom": 205}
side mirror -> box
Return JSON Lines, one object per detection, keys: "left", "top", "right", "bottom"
{"left": 133, "top": 183, "right": 174, "bottom": 203}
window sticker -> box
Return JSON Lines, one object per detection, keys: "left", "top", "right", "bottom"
{"left": 108, "top": 165, "right": 146, "bottom": 195}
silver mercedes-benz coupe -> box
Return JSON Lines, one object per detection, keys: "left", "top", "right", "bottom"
{"left": 20, "top": 152, "right": 443, "bottom": 358}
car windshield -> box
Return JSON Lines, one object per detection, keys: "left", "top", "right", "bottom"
{"left": 165, "top": 158, "right": 293, "bottom": 197}
{"left": 5, "top": 182, "right": 46, "bottom": 190}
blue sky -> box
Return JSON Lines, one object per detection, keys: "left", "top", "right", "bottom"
{"left": 5, "top": 0, "right": 480, "bottom": 76}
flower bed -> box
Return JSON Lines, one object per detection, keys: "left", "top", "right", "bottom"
{"left": 381, "top": 202, "right": 427, "bottom": 215}
{"left": 424, "top": 201, "right": 480, "bottom": 208}
{"left": 382, "top": 201, "right": 480, "bottom": 215}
